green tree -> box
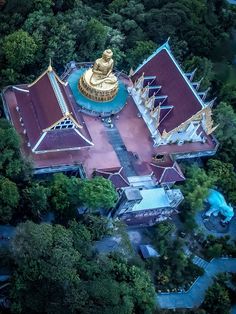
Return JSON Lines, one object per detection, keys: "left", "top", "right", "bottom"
{"left": 220, "top": 81, "right": 236, "bottom": 108}
{"left": 184, "top": 56, "right": 214, "bottom": 89}
{"left": 3, "top": 29, "right": 37, "bottom": 70}
{"left": 79, "top": 177, "right": 117, "bottom": 212}
{"left": 78, "top": 18, "right": 109, "bottom": 60}
{"left": 68, "top": 220, "right": 92, "bottom": 255}
{"left": 108, "top": 0, "right": 128, "bottom": 13}
{"left": 10, "top": 221, "right": 155, "bottom": 313}
{"left": 213, "top": 102, "right": 236, "bottom": 165}
{"left": 10, "top": 221, "right": 81, "bottom": 314}
{"left": 0, "top": 176, "right": 19, "bottom": 223}
{"left": 203, "top": 282, "right": 230, "bottom": 314}
{"left": 45, "top": 23, "right": 76, "bottom": 68}
{"left": 180, "top": 166, "right": 214, "bottom": 230}
{"left": 0, "top": 119, "right": 32, "bottom": 182}
{"left": 207, "top": 243, "right": 223, "bottom": 259}
{"left": 4, "top": 0, "right": 52, "bottom": 14}
{"left": 181, "top": 166, "right": 214, "bottom": 211}
{"left": 49, "top": 173, "right": 80, "bottom": 221}
{"left": 126, "top": 40, "right": 156, "bottom": 69}
{"left": 81, "top": 214, "right": 110, "bottom": 241}
{"left": 22, "top": 183, "right": 49, "bottom": 217}
{"left": 207, "top": 159, "right": 236, "bottom": 203}
{"left": 214, "top": 102, "right": 236, "bottom": 144}
{"left": 0, "top": 68, "right": 20, "bottom": 85}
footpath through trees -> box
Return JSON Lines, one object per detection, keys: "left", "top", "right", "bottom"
{"left": 156, "top": 257, "right": 236, "bottom": 309}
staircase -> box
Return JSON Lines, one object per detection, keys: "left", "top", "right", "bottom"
{"left": 184, "top": 246, "right": 209, "bottom": 269}
{"left": 106, "top": 127, "right": 136, "bottom": 177}
{"left": 192, "top": 255, "right": 209, "bottom": 269}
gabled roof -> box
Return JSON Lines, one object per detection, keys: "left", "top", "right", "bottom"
{"left": 139, "top": 245, "right": 160, "bottom": 259}
{"left": 35, "top": 129, "right": 93, "bottom": 153}
{"left": 94, "top": 167, "right": 130, "bottom": 189}
{"left": 150, "top": 157, "right": 185, "bottom": 184}
{"left": 11, "top": 65, "right": 93, "bottom": 152}
{"left": 132, "top": 41, "right": 204, "bottom": 134}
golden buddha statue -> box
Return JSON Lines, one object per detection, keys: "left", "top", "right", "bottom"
{"left": 78, "top": 49, "right": 119, "bottom": 102}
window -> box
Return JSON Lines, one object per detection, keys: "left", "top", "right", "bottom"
{"left": 52, "top": 118, "right": 75, "bottom": 130}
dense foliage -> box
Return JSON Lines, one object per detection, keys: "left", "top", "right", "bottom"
{"left": 179, "top": 166, "right": 214, "bottom": 231}
{"left": 0, "top": 0, "right": 235, "bottom": 84}
{"left": 207, "top": 159, "right": 236, "bottom": 203}
{"left": 1, "top": 0, "right": 236, "bottom": 313}
{"left": 0, "top": 119, "right": 117, "bottom": 224}
{"left": 145, "top": 222, "right": 204, "bottom": 291}
{"left": 10, "top": 220, "right": 156, "bottom": 314}
{"left": 203, "top": 282, "right": 231, "bottom": 314}
{"left": 201, "top": 235, "right": 236, "bottom": 259}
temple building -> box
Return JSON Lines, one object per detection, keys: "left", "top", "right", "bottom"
{"left": 130, "top": 41, "right": 218, "bottom": 159}
{"left": 2, "top": 41, "right": 218, "bottom": 225}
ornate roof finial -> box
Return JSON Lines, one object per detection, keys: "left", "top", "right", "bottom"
{"left": 165, "top": 37, "right": 171, "bottom": 50}
{"left": 129, "top": 67, "right": 134, "bottom": 77}
{"left": 48, "top": 58, "right": 53, "bottom": 72}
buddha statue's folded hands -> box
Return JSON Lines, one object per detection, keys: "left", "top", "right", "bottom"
{"left": 90, "top": 49, "right": 118, "bottom": 86}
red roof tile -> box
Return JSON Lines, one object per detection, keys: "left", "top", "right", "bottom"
{"left": 150, "top": 160, "right": 185, "bottom": 184}
{"left": 36, "top": 129, "right": 92, "bottom": 152}
{"left": 132, "top": 47, "right": 203, "bottom": 133}
{"left": 14, "top": 86, "right": 41, "bottom": 147}
{"left": 94, "top": 167, "right": 130, "bottom": 189}
{"left": 29, "top": 73, "right": 63, "bottom": 130}
{"left": 5, "top": 68, "right": 93, "bottom": 152}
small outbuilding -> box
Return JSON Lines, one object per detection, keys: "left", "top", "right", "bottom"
{"left": 139, "top": 244, "right": 160, "bottom": 259}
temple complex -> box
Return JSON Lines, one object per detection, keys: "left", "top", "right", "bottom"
{"left": 2, "top": 42, "right": 219, "bottom": 225}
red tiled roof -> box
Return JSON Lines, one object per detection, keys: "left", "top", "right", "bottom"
{"left": 94, "top": 167, "right": 130, "bottom": 189}
{"left": 29, "top": 73, "right": 63, "bottom": 130}
{"left": 36, "top": 129, "right": 92, "bottom": 152}
{"left": 132, "top": 47, "right": 203, "bottom": 133}
{"left": 14, "top": 86, "right": 41, "bottom": 147}
{"left": 150, "top": 159, "right": 185, "bottom": 184}
{"left": 6, "top": 68, "right": 93, "bottom": 152}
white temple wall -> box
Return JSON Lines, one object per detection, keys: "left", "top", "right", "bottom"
{"left": 156, "top": 121, "right": 203, "bottom": 146}
{"left": 131, "top": 87, "right": 205, "bottom": 147}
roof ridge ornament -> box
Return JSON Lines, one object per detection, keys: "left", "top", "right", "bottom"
{"left": 165, "top": 37, "right": 171, "bottom": 50}
{"left": 48, "top": 58, "right": 53, "bottom": 72}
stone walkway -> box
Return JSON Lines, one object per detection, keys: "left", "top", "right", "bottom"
{"left": 184, "top": 247, "right": 209, "bottom": 269}
{"left": 156, "top": 258, "right": 236, "bottom": 309}
{"left": 106, "top": 126, "right": 137, "bottom": 177}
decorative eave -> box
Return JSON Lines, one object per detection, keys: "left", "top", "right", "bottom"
{"left": 28, "top": 63, "right": 67, "bottom": 88}
{"left": 160, "top": 105, "right": 215, "bottom": 139}
{"left": 32, "top": 132, "right": 47, "bottom": 152}
{"left": 207, "top": 124, "right": 219, "bottom": 135}
{"left": 42, "top": 113, "right": 83, "bottom": 132}
{"left": 133, "top": 39, "right": 206, "bottom": 110}
{"left": 185, "top": 68, "right": 197, "bottom": 82}
{"left": 12, "top": 86, "right": 29, "bottom": 93}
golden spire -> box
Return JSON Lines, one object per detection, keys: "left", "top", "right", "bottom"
{"left": 162, "top": 129, "right": 169, "bottom": 139}
{"left": 207, "top": 124, "right": 219, "bottom": 135}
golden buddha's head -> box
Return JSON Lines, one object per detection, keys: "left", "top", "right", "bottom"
{"left": 102, "top": 49, "right": 113, "bottom": 61}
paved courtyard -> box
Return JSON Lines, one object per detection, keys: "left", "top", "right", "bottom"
{"left": 195, "top": 210, "right": 236, "bottom": 240}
